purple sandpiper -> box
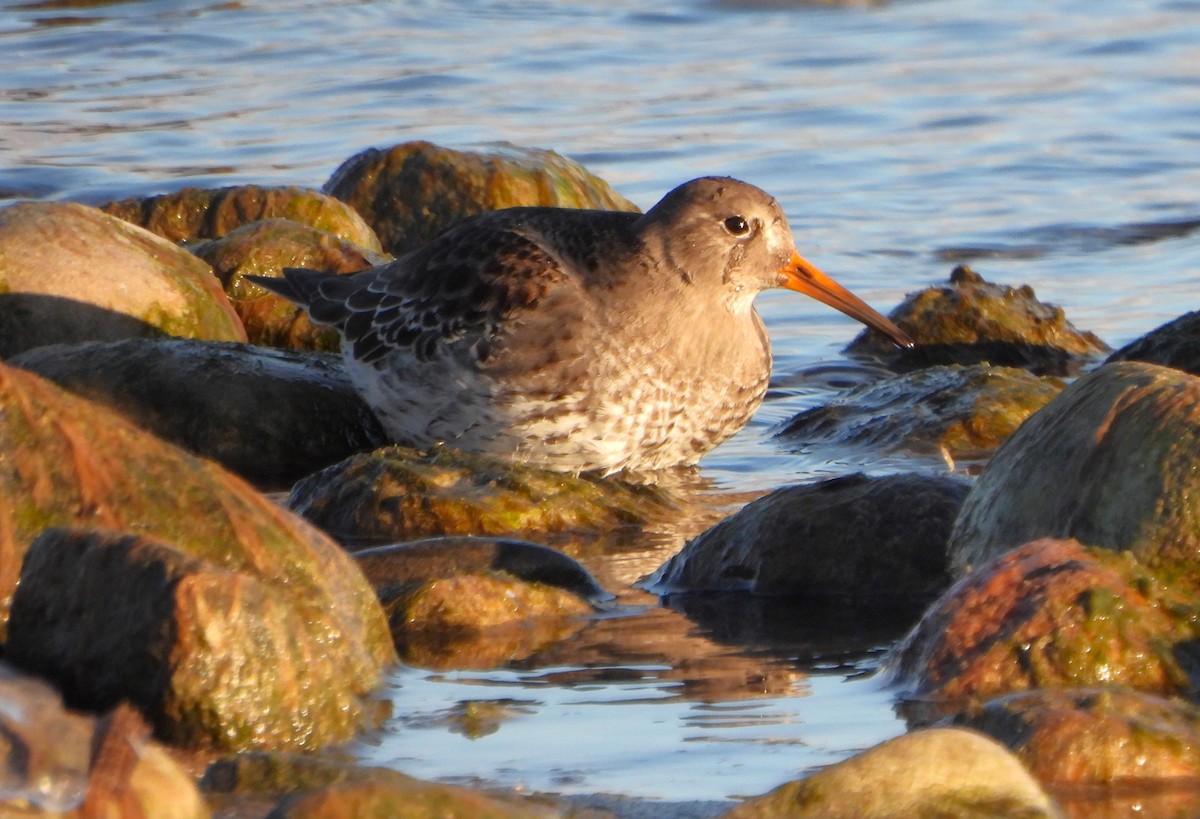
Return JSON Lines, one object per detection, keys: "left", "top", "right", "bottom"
{"left": 251, "top": 177, "right": 911, "bottom": 475}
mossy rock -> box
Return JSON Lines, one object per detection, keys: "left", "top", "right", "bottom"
{"left": 947, "top": 361, "right": 1200, "bottom": 589}
{"left": 0, "top": 200, "right": 245, "bottom": 357}
{"left": 191, "top": 218, "right": 390, "bottom": 351}
{"left": 101, "top": 185, "right": 382, "bottom": 252}
{"left": 846, "top": 265, "right": 1108, "bottom": 375}
{"left": 286, "top": 444, "right": 678, "bottom": 549}
{"left": 323, "top": 140, "right": 639, "bottom": 255}
{"left": 0, "top": 360, "right": 394, "bottom": 701}
{"left": 776, "top": 364, "right": 1062, "bottom": 465}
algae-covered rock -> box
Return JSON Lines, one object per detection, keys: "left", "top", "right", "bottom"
{"left": 722, "top": 727, "right": 1061, "bottom": 819}
{"left": 0, "top": 361, "right": 395, "bottom": 738}
{"left": 952, "top": 688, "right": 1200, "bottom": 786}
{"left": 11, "top": 339, "right": 386, "bottom": 488}
{"left": 0, "top": 664, "right": 207, "bottom": 818}
{"left": 323, "top": 140, "right": 639, "bottom": 255}
{"left": 101, "top": 185, "right": 383, "bottom": 252}
{"left": 354, "top": 536, "right": 610, "bottom": 603}
{"left": 647, "top": 473, "right": 968, "bottom": 613}
{"left": 354, "top": 537, "right": 604, "bottom": 668}
{"left": 1106, "top": 310, "right": 1200, "bottom": 376}
{"left": 7, "top": 528, "right": 389, "bottom": 753}
{"left": 191, "top": 218, "right": 390, "bottom": 350}
{"left": 845, "top": 265, "right": 1108, "bottom": 375}
{"left": 776, "top": 364, "right": 1062, "bottom": 465}
{"left": 286, "top": 444, "right": 678, "bottom": 549}
{"left": 203, "top": 751, "right": 561, "bottom": 819}
{"left": 947, "top": 361, "right": 1200, "bottom": 587}
{"left": 0, "top": 200, "right": 245, "bottom": 357}
{"left": 887, "top": 539, "right": 1194, "bottom": 705}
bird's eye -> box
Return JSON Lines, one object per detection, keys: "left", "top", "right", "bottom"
{"left": 723, "top": 215, "right": 751, "bottom": 237}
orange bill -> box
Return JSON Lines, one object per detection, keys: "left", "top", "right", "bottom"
{"left": 779, "top": 251, "right": 913, "bottom": 348}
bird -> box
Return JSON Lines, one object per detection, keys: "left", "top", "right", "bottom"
{"left": 249, "top": 177, "right": 912, "bottom": 476}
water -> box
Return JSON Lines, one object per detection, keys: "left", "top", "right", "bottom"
{"left": 4, "top": 0, "right": 1200, "bottom": 809}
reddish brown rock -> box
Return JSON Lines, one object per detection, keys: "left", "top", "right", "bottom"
{"left": 888, "top": 539, "right": 1195, "bottom": 704}
{"left": 953, "top": 688, "right": 1200, "bottom": 786}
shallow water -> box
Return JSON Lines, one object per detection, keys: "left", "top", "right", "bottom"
{"left": 4, "top": 0, "right": 1200, "bottom": 809}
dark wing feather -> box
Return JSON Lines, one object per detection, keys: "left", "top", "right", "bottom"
{"left": 249, "top": 215, "right": 575, "bottom": 366}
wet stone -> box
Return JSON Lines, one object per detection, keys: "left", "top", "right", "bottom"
{"left": 6, "top": 528, "right": 393, "bottom": 753}
{"left": 947, "top": 361, "right": 1200, "bottom": 588}
{"left": 886, "top": 539, "right": 1197, "bottom": 708}
{"left": 0, "top": 200, "right": 246, "bottom": 358}
{"left": 950, "top": 688, "right": 1200, "bottom": 787}
{"left": 323, "top": 140, "right": 640, "bottom": 255}
{"left": 776, "top": 364, "right": 1063, "bottom": 466}
{"left": 10, "top": 338, "right": 386, "bottom": 489}
{"left": 1105, "top": 309, "right": 1200, "bottom": 376}
{"left": 101, "top": 184, "right": 383, "bottom": 252}
{"left": 647, "top": 473, "right": 969, "bottom": 614}
{"left": 191, "top": 218, "right": 391, "bottom": 351}
{"left": 845, "top": 265, "right": 1109, "bottom": 375}
{"left": 722, "top": 727, "right": 1061, "bottom": 819}
{"left": 286, "top": 444, "right": 679, "bottom": 549}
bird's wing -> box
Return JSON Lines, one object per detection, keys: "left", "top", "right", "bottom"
{"left": 260, "top": 219, "right": 580, "bottom": 368}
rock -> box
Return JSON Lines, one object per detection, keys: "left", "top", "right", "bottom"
{"left": 0, "top": 200, "right": 245, "bottom": 358}
{"left": 323, "top": 141, "right": 639, "bottom": 255}
{"left": 845, "top": 265, "right": 1108, "bottom": 375}
{"left": 0, "top": 663, "right": 207, "bottom": 818}
{"left": 202, "top": 751, "right": 561, "bottom": 818}
{"left": 1106, "top": 310, "right": 1200, "bottom": 376}
{"left": 354, "top": 536, "right": 610, "bottom": 603}
{"left": 385, "top": 573, "right": 594, "bottom": 669}
{"left": 0, "top": 360, "right": 395, "bottom": 747}
{"left": 7, "top": 528, "right": 391, "bottom": 753}
{"left": 286, "top": 444, "right": 678, "bottom": 549}
{"left": 886, "top": 539, "right": 1194, "bottom": 706}
{"left": 191, "top": 218, "right": 390, "bottom": 351}
{"left": 721, "top": 727, "right": 1061, "bottom": 819}
{"left": 951, "top": 688, "right": 1200, "bottom": 786}
{"left": 776, "top": 365, "right": 1062, "bottom": 466}
{"left": 354, "top": 537, "right": 604, "bottom": 668}
{"left": 10, "top": 338, "right": 386, "bottom": 488}
{"left": 101, "top": 185, "right": 383, "bottom": 252}
{"left": 946, "top": 361, "right": 1200, "bottom": 585}
{"left": 646, "top": 473, "right": 969, "bottom": 612}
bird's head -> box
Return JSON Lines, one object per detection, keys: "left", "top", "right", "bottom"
{"left": 642, "top": 177, "right": 912, "bottom": 347}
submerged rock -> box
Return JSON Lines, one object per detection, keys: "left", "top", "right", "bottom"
{"left": 287, "top": 444, "right": 678, "bottom": 549}
{"left": 887, "top": 539, "right": 1194, "bottom": 706}
{"left": 776, "top": 364, "right": 1062, "bottom": 465}
{"left": 0, "top": 361, "right": 395, "bottom": 748}
{"left": 951, "top": 688, "right": 1200, "bottom": 786}
{"left": 647, "top": 473, "right": 968, "bottom": 612}
{"left": 0, "top": 200, "right": 245, "bottom": 357}
{"left": 845, "top": 265, "right": 1108, "bottom": 375}
{"left": 1106, "top": 309, "right": 1200, "bottom": 376}
{"left": 722, "top": 727, "right": 1061, "bottom": 819}
{"left": 0, "top": 663, "right": 207, "bottom": 818}
{"left": 191, "top": 218, "right": 390, "bottom": 351}
{"left": 323, "top": 140, "right": 640, "bottom": 255}
{"left": 202, "top": 751, "right": 561, "bottom": 818}
{"left": 947, "top": 361, "right": 1200, "bottom": 586}
{"left": 11, "top": 338, "right": 386, "bottom": 488}
{"left": 101, "top": 184, "right": 383, "bottom": 252}
{"left": 7, "top": 528, "right": 390, "bottom": 753}
{"left": 354, "top": 537, "right": 604, "bottom": 668}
